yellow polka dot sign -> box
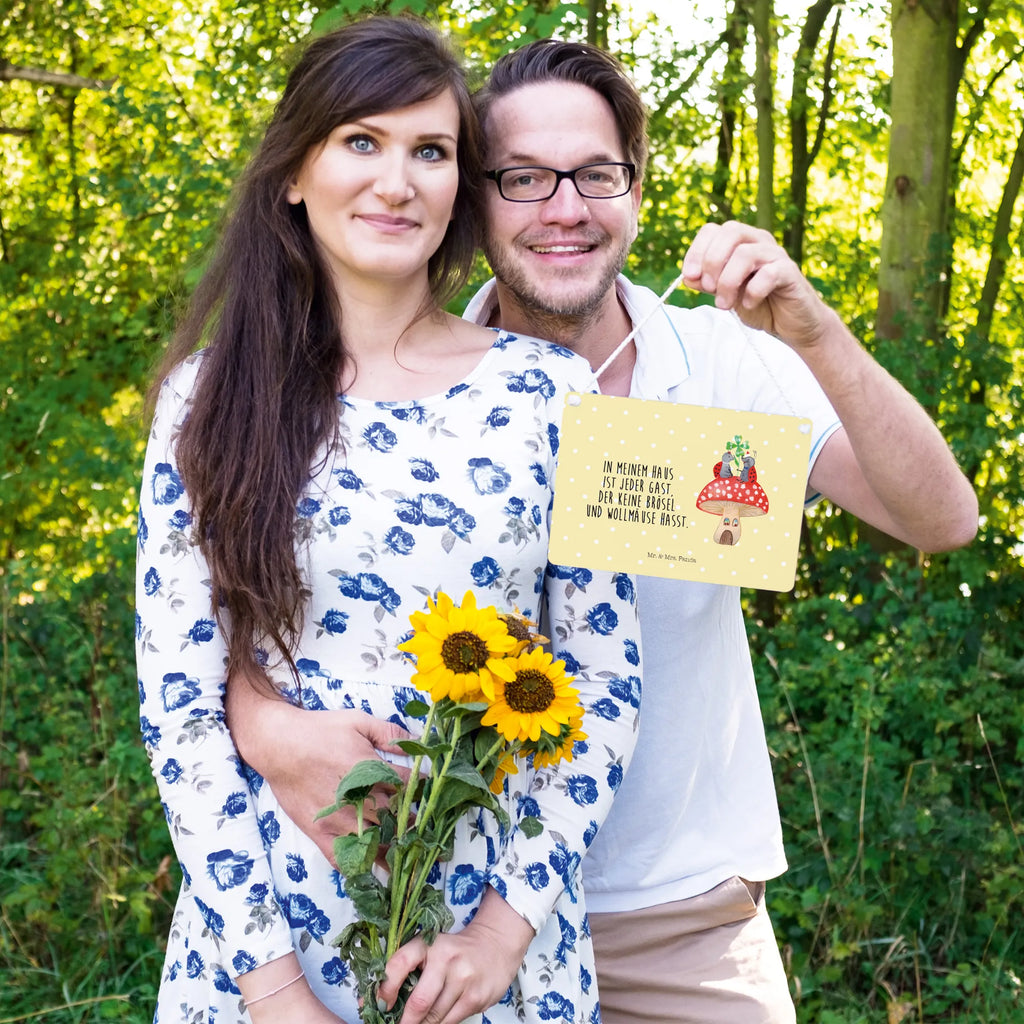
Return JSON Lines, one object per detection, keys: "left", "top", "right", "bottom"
{"left": 549, "top": 395, "right": 813, "bottom": 591}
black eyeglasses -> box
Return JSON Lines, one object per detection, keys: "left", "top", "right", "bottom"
{"left": 485, "top": 162, "right": 636, "bottom": 202}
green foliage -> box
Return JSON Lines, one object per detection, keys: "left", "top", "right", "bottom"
{"left": 750, "top": 548, "right": 1024, "bottom": 1022}
{"left": 2, "top": 1, "right": 1023, "bottom": 1022}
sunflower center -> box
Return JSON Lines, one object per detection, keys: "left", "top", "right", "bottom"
{"left": 441, "top": 631, "right": 490, "bottom": 673}
{"left": 506, "top": 669, "right": 556, "bottom": 713}
{"left": 500, "top": 614, "right": 533, "bottom": 645}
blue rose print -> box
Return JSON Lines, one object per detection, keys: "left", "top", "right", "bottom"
{"left": 207, "top": 849, "right": 254, "bottom": 891}
{"left": 232, "top": 951, "right": 257, "bottom": 974}
{"left": 613, "top": 572, "right": 636, "bottom": 603}
{"left": 389, "top": 403, "right": 427, "bottom": 423}
{"left": 609, "top": 674, "right": 642, "bottom": 709}
{"left": 518, "top": 795, "right": 541, "bottom": 819}
{"left": 589, "top": 697, "right": 620, "bottom": 721}
{"left": 195, "top": 898, "right": 225, "bottom": 937}
{"left": 282, "top": 892, "right": 331, "bottom": 940}
{"left": 585, "top": 602, "right": 618, "bottom": 635}
{"left": 257, "top": 811, "right": 281, "bottom": 846}
{"left": 468, "top": 457, "right": 511, "bottom": 495}
{"left": 151, "top": 462, "right": 184, "bottom": 504}
{"left": 337, "top": 572, "right": 400, "bottom": 612}
{"left": 136, "top": 508, "right": 148, "bottom": 547}
{"left": 246, "top": 883, "right": 269, "bottom": 905}
{"left": 524, "top": 863, "right": 550, "bottom": 891}
{"left": 504, "top": 496, "right": 525, "bottom": 516}
{"left": 624, "top": 637, "right": 640, "bottom": 666}
{"left": 420, "top": 494, "right": 455, "bottom": 526}
{"left": 395, "top": 497, "right": 423, "bottom": 525}
{"left": 485, "top": 406, "right": 511, "bottom": 428}
{"left": 548, "top": 564, "right": 593, "bottom": 587}
{"left": 448, "top": 864, "right": 487, "bottom": 905}
{"left": 322, "top": 958, "right": 350, "bottom": 986}
{"left": 566, "top": 775, "right": 599, "bottom": 807}
{"left": 320, "top": 609, "right": 349, "bottom": 635}
{"left": 582, "top": 820, "right": 599, "bottom": 848}
{"left": 530, "top": 462, "right": 548, "bottom": 485}
{"left": 363, "top": 421, "right": 398, "bottom": 452}
{"left": 143, "top": 567, "right": 162, "bottom": 596}
{"left": 186, "top": 950, "right": 204, "bottom": 978}
{"left": 446, "top": 382, "right": 469, "bottom": 398}
{"left": 608, "top": 762, "right": 624, "bottom": 790}
{"left": 287, "top": 853, "right": 308, "bottom": 883}
{"left": 447, "top": 509, "right": 476, "bottom": 539}
{"left": 186, "top": 619, "right": 216, "bottom": 644}
{"left": 531, "top": 504, "right": 542, "bottom": 525}
{"left": 506, "top": 369, "right": 555, "bottom": 398}
{"left": 160, "top": 758, "right": 183, "bottom": 784}
{"left": 168, "top": 509, "right": 192, "bottom": 530}
{"left": 409, "top": 458, "right": 439, "bottom": 482}
{"left": 139, "top": 716, "right": 160, "bottom": 746}
{"left": 328, "top": 505, "right": 351, "bottom": 527}
{"left": 297, "top": 497, "right": 321, "bottom": 519}
{"left": 553, "top": 913, "right": 577, "bottom": 965}
{"left": 221, "top": 792, "right": 247, "bottom": 818}
{"left": 333, "top": 468, "right": 363, "bottom": 491}
{"left": 549, "top": 844, "right": 583, "bottom": 903}
{"left": 559, "top": 651, "right": 582, "bottom": 675}
{"left": 213, "top": 968, "right": 239, "bottom": 994}
{"left": 547, "top": 421, "right": 559, "bottom": 456}
{"left": 159, "top": 671, "right": 199, "bottom": 712}
{"left": 471, "top": 557, "right": 501, "bottom": 587}
{"left": 536, "top": 992, "right": 575, "bottom": 1021}
{"left": 384, "top": 526, "right": 415, "bottom": 555}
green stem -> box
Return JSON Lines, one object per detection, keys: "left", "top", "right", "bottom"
{"left": 389, "top": 711, "right": 466, "bottom": 953}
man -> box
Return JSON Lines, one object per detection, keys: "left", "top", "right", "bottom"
{"left": 227, "top": 39, "right": 977, "bottom": 1024}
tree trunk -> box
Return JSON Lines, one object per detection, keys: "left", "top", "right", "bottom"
{"left": 587, "top": 0, "right": 608, "bottom": 49}
{"left": 712, "top": 2, "right": 750, "bottom": 219}
{"left": 785, "top": 0, "right": 839, "bottom": 262}
{"left": 876, "top": 0, "right": 959, "bottom": 345}
{"left": 750, "top": 0, "right": 775, "bottom": 230}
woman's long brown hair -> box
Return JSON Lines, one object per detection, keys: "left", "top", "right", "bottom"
{"left": 148, "top": 16, "right": 484, "bottom": 684}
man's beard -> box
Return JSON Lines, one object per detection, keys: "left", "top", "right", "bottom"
{"left": 483, "top": 230, "right": 631, "bottom": 330}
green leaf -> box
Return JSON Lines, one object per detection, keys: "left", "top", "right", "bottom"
{"left": 334, "top": 759, "right": 404, "bottom": 804}
{"left": 333, "top": 829, "right": 381, "bottom": 877}
{"left": 519, "top": 816, "right": 544, "bottom": 839}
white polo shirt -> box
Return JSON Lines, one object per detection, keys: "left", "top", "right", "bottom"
{"left": 464, "top": 275, "right": 841, "bottom": 912}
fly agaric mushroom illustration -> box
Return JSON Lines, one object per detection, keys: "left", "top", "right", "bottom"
{"left": 695, "top": 457, "right": 770, "bottom": 546}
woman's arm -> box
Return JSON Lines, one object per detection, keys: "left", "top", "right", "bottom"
{"left": 225, "top": 680, "right": 412, "bottom": 865}
{"left": 136, "top": 362, "right": 293, "bottom": 973}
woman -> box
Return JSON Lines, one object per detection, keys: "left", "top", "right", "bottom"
{"left": 136, "top": 16, "right": 640, "bottom": 1024}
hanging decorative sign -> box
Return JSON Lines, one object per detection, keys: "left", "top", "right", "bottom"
{"left": 549, "top": 395, "right": 812, "bottom": 591}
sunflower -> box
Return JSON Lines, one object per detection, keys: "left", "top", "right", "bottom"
{"left": 531, "top": 710, "right": 587, "bottom": 769}
{"left": 487, "top": 749, "right": 520, "bottom": 795}
{"left": 480, "top": 646, "right": 581, "bottom": 743}
{"left": 498, "top": 609, "right": 548, "bottom": 654}
{"left": 398, "top": 590, "right": 518, "bottom": 702}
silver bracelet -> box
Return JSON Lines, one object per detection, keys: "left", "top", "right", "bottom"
{"left": 242, "top": 969, "right": 305, "bottom": 1009}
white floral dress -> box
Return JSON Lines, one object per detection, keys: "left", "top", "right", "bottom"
{"left": 136, "top": 331, "right": 642, "bottom": 1024}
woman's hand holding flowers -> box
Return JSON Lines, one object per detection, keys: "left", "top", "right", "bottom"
{"left": 379, "top": 888, "right": 534, "bottom": 1024}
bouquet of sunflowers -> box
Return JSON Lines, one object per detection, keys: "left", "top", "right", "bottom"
{"left": 320, "top": 590, "right": 586, "bottom": 1024}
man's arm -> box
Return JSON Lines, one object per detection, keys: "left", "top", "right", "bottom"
{"left": 225, "top": 676, "right": 411, "bottom": 865}
{"left": 681, "top": 221, "right": 978, "bottom": 551}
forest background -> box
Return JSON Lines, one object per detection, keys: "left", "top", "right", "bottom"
{"left": 1, "top": 0, "right": 1021, "bottom": 1021}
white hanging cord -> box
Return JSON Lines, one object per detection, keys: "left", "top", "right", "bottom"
{"left": 577, "top": 267, "right": 802, "bottom": 421}
{"left": 584, "top": 268, "right": 687, "bottom": 389}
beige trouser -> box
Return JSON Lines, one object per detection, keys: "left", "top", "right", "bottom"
{"left": 589, "top": 876, "right": 796, "bottom": 1024}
